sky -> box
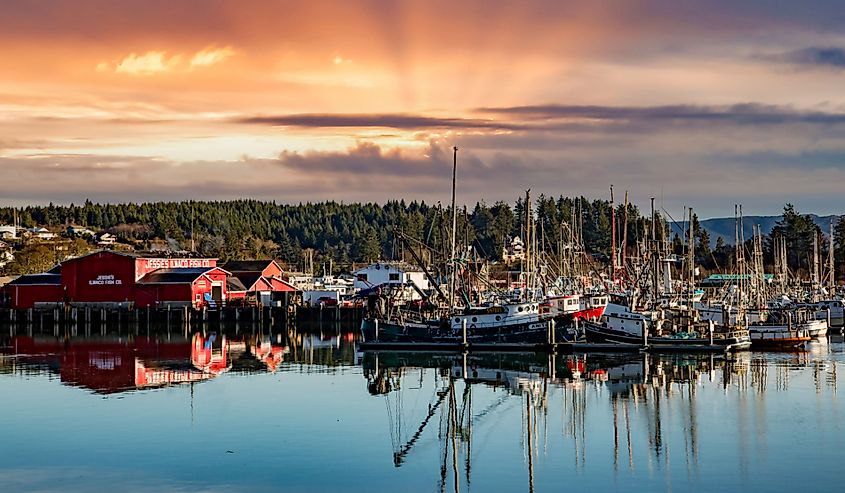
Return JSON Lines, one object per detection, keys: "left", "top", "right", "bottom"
{"left": 2, "top": 0, "right": 845, "bottom": 218}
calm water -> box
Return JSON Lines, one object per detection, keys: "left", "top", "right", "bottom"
{"left": 1, "top": 326, "right": 844, "bottom": 492}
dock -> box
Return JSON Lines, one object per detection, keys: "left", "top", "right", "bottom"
{"left": 359, "top": 341, "right": 644, "bottom": 353}
{"left": 358, "top": 340, "right": 736, "bottom": 354}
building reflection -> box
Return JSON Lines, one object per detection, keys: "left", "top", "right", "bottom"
{"left": 3, "top": 334, "right": 229, "bottom": 393}
{"left": 0, "top": 324, "right": 367, "bottom": 392}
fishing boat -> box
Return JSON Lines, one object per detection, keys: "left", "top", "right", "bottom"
{"left": 583, "top": 304, "right": 751, "bottom": 351}
{"left": 797, "top": 299, "right": 844, "bottom": 328}
{"left": 748, "top": 324, "right": 810, "bottom": 349}
{"left": 543, "top": 293, "right": 608, "bottom": 324}
{"left": 748, "top": 307, "right": 826, "bottom": 348}
{"left": 361, "top": 299, "right": 575, "bottom": 343}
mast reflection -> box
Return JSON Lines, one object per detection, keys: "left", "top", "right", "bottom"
{"left": 361, "top": 346, "right": 841, "bottom": 491}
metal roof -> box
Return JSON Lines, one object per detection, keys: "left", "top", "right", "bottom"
{"left": 9, "top": 273, "right": 62, "bottom": 286}
{"left": 221, "top": 260, "right": 280, "bottom": 272}
{"left": 704, "top": 274, "right": 774, "bottom": 281}
{"left": 230, "top": 272, "right": 265, "bottom": 291}
{"left": 226, "top": 276, "right": 248, "bottom": 292}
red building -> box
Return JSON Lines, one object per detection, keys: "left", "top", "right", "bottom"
{"left": 135, "top": 267, "right": 229, "bottom": 308}
{"left": 2, "top": 272, "right": 64, "bottom": 309}
{"left": 221, "top": 259, "right": 297, "bottom": 305}
{"left": 1, "top": 250, "right": 226, "bottom": 309}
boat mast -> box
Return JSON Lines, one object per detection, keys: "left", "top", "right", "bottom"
{"left": 688, "top": 207, "right": 695, "bottom": 313}
{"left": 622, "top": 190, "right": 629, "bottom": 282}
{"left": 651, "top": 197, "right": 658, "bottom": 304}
{"left": 450, "top": 146, "right": 458, "bottom": 310}
{"left": 813, "top": 229, "right": 820, "bottom": 295}
{"left": 610, "top": 185, "right": 616, "bottom": 286}
{"left": 734, "top": 205, "right": 740, "bottom": 306}
{"left": 524, "top": 189, "right": 532, "bottom": 301}
{"left": 829, "top": 219, "right": 835, "bottom": 293}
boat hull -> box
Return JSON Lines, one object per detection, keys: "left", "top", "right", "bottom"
{"left": 583, "top": 321, "right": 751, "bottom": 351}
{"left": 805, "top": 320, "right": 828, "bottom": 338}
{"left": 361, "top": 317, "right": 579, "bottom": 344}
{"left": 749, "top": 325, "right": 811, "bottom": 349}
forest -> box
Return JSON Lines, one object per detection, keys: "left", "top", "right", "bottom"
{"left": 1, "top": 198, "right": 844, "bottom": 279}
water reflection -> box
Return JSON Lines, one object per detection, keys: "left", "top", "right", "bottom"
{"left": 0, "top": 326, "right": 843, "bottom": 492}
{"left": 0, "top": 325, "right": 360, "bottom": 394}
{"left": 360, "top": 341, "right": 844, "bottom": 493}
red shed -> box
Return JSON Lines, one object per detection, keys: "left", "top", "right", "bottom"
{"left": 2, "top": 273, "right": 64, "bottom": 309}
{"left": 222, "top": 259, "right": 297, "bottom": 306}
{"left": 135, "top": 266, "right": 230, "bottom": 308}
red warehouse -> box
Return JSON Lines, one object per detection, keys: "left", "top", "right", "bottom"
{"left": 1, "top": 250, "right": 227, "bottom": 309}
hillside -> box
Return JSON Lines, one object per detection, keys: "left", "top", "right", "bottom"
{"left": 698, "top": 214, "right": 843, "bottom": 245}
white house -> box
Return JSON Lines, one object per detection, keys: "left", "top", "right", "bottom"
{"left": 68, "top": 225, "right": 96, "bottom": 237}
{"left": 97, "top": 232, "right": 116, "bottom": 246}
{"left": 0, "top": 242, "right": 12, "bottom": 269}
{"left": 28, "top": 227, "right": 56, "bottom": 240}
{"left": 502, "top": 235, "right": 525, "bottom": 264}
{"left": 0, "top": 225, "right": 17, "bottom": 239}
{"left": 353, "top": 262, "right": 430, "bottom": 300}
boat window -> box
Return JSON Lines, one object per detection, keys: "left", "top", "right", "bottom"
{"left": 472, "top": 317, "right": 478, "bottom": 323}
{"left": 455, "top": 318, "right": 460, "bottom": 324}
{"left": 495, "top": 315, "right": 501, "bottom": 321}
{"left": 518, "top": 307, "right": 523, "bottom": 312}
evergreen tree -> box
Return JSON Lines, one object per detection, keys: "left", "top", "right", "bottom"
{"left": 356, "top": 226, "right": 382, "bottom": 263}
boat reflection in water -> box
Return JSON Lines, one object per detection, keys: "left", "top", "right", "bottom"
{"left": 361, "top": 346, "right": 842, "bottom": 492}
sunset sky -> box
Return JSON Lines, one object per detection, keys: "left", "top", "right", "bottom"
{"left": 3, "top": 0, "right": 845, "bottom": 217}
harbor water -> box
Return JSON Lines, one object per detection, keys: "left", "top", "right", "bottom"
{"left": 1, "top": 325, "right": 844, "bottom": 492}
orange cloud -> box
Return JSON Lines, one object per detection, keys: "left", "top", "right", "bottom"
{"left": 101, "top": 47, "right": 234, "bottom": 75}
{"left": 190, "top": 46, "right": 236, "bottom": 68}
{"left": 113, "top": 51, "right": 181, "bottom": 75}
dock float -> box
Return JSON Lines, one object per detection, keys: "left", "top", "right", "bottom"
{"left": 358, "top": 341, "right": 646, "bottom": 353}
{"left": 358, "top": 341, "right": 734, "bottom": 354}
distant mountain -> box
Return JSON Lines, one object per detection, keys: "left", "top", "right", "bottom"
{"left": 692, "top": 214, "right": 842, "bottom": 246}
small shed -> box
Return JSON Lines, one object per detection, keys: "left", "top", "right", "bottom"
{"left": 135, "top": 267, "right": 230, "bottom": 308}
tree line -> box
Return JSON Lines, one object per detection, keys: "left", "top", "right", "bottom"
{"left": 1, "top": 198, "right": 843, "bottom": 279}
